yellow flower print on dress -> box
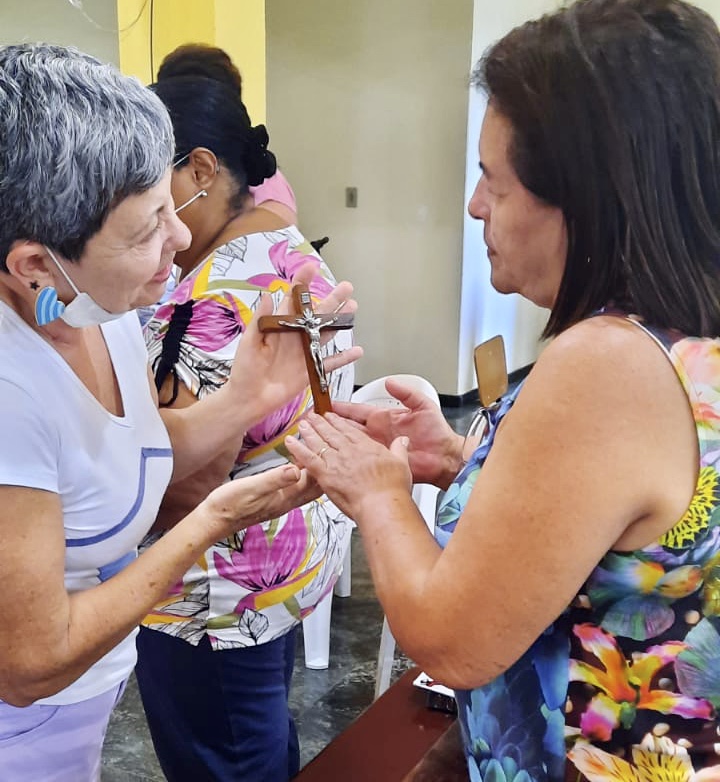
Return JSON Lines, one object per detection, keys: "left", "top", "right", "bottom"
{"left": 569, "top": 624, "right": 712, "bottom": 741}
{"left": 568, "top": 735, "right": 720, "bottom": 781}
{"left": 662, "top": 467, "right": 720, "bottom": 549}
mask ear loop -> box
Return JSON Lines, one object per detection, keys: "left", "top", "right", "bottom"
{"left": 172, "top": 152, "right": 190, "bottom": 168}
{"left": 33, "top": 246, "right": 81, "bottom": 325}
{"left": 44, "top": 246, "right": 81, "bottom": 295}
{"left": 174, "top": 190, "right": 208, "bottom": 214}
{"left": 172, "top": 149, "right": 217, "bottom": 213}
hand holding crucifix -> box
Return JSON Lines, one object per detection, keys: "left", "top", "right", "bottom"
{"left": 258, "top": 283, "right": 354, "bottom": 414}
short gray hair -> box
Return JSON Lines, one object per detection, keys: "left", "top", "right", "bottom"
{"left": 0, "top": 43, "right": 174, "bottom": 268}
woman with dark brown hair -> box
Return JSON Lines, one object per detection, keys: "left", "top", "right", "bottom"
{"left": 287, "top": 1, "right": 720, "bottom": 778}
{"left": 156, "top": 43, "right": 297, "bottom": 225}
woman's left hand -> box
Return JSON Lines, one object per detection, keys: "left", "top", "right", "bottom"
{"left": 285, "top": 412, "right": 413, "bottom": 521}
{"left": 226, "top": 261, "right": 362, "bottom": 425}
{"left": 201, "top": 463, "right": 322, "bottom": 541}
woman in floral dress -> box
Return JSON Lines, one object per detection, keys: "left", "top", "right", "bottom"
{"left": 286, "top": 1, "right": 720, "bottom": 779}
{"left": 135, "top": 75, "right": 354, "bottom": 782}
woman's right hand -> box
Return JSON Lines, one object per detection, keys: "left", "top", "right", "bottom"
{"left": 199, "top": 464, "right": 322, "bottom": 541}
{"left": 333, "top": 378, "right": 464, "bottom": 490}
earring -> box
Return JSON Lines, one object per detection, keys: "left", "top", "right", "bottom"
{"left": 34, "top": 286, "right": 66, "bottom": 326}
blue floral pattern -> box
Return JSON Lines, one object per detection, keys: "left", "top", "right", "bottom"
{"left": 437, "top": 323, "right": 720, "bottom": 781}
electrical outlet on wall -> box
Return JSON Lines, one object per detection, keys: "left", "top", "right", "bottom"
{"left": 345, "top": 187, "right": 358, "bottom": 208}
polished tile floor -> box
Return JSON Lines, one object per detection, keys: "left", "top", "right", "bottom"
{"left": 100, "top": 402, "right": 479, "bottom": 781}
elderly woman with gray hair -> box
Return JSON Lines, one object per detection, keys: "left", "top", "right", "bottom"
{"left": 0, "top": 43, "right": 359, "bottom": 781}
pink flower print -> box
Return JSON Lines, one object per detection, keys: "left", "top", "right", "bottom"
{"left": 247, "top": 240, "right": 333, "bottom": 299}
{"left": 182, "top": 295, "right": 243, "bottom": 353}
{"left": 693, "top": 401, "right": 720, "bottom": 428}
{"left": 212, "top": 508, "right": 323, "bottom": 612}
{"left": 153, "top": 292, "right": 243, "bottom": 355}
{"left": 298, "top": 579, "right": 336, "bottom": 620}
{"left": 674, "top": 340, "right": 720, "bottom": 388}
{"left": 240, "top": 392, "right": 307, "bottom": 456}
{"left": 570, "top": 624, "right": 712, "bottom": 741}
{"left": 152, "top": 270, "right": 200, "bottom": 321}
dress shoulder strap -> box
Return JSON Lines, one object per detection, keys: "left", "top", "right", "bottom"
{"left": 591, "top": 308, "right": 681, "bottom": 356}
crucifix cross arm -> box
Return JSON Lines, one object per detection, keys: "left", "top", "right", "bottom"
{"left": 257, "top": 283, "right": 354, "bottom": 415}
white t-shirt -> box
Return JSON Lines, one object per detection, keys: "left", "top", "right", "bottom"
{"left": 0, "top": 303, "right": 173, "bottom": 705}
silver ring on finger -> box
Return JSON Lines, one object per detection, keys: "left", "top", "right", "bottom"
{"left": 317, "top": 446, "right": 330, "bottom": 459}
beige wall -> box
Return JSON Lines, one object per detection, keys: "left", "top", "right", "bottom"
{"left": 0, "top": 0, "right": 119, "bottom": 63}
{"left": 268, "top": 0, "right": 720, "bottom": 394}
{"left": 265, "top": 0, "right": 565, "bottom": 394}
{"left": 695, "top": 0, "right": 720, "bottom": 19}
{"left": 266, "top": 0, "right": 473, "bottom": 393}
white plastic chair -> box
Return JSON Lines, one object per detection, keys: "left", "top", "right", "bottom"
{"left": 302, "top": 583, "right": 335, "bottom": 669}
{"left": 301, "top": 375, "right": 441, "bottom": 675}
{"left": 354, "top": 375, "right": 441, "bottom": 697}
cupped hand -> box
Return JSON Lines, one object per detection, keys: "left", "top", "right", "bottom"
{"left": 332, "top": 378, "right": 463, "bottom": 489}
{"left": 227, "top": 261, "right": 363, "bottom": 424}
{"left": 284, "top": 412, "right": 413, "bottom": 522}
{"left": 201, "top": 463, "right": 322, "bottom": 541}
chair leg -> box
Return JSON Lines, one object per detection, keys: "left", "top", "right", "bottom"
{"left": 334, "top": 543, "right": 352, "bottom": 598}
{"left": 374, "top": 616, "right": 396, "bottom": 699}
{"left": 302, "top": 589, "right": 333, "bottom": 670}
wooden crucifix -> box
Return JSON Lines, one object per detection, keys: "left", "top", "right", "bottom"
{"left": 257, "top": 283, "right": 354, "bottom": 415}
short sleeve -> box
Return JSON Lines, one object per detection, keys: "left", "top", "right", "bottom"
{"left": 0, "top": 378, "right": 59, "bottom": 492}
{"left": 249, "top": 170, "right": 297, "bottom": 213}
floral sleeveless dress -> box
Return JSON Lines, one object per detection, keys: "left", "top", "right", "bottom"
{"left": 436, "top": 321, "right": 720, "bottom": 781}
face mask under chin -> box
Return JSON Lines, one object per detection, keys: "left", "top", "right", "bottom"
{"left": 43, "top": 246, "right": 125, "bottom": 328}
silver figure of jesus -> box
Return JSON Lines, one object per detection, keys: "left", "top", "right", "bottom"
{"left": 278, "top": 306, "right": 338, "bottom": 391}
{"left": 257, "top": 283, "right": 354, "bottom": 415}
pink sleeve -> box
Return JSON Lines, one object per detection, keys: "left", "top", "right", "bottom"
{"left": 249, "top": 170, "right": 297, "bottom": 212}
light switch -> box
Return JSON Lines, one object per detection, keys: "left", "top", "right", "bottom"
{"left": 345, "top": 187, "right": 358, "bottom": 208}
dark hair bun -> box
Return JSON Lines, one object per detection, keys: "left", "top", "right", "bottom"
{"left": 244, "top": 124, "right": 277, "bottom": 187}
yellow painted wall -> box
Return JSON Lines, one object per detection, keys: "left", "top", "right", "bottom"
{"left": 216, "top": 0, "right": 266, "bottom": 124}
{"left": 116, "top": 0, "right": 266, "bottom": 123}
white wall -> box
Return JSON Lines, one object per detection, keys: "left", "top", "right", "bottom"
{"left": 457, "top": 0, "right": 720, "bottom": 389}
{"left": 266, "top": 0, "right": 473, "bottom": 394}
{"left": 457, "top": 0, "right": 563, "bottom": 392}
{"left": 0, "top": 0, "right": 119, "bottom": 63}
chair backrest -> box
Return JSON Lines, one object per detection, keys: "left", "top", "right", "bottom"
{"left": 351, "top": 375, "right": 441, "bottom": 532}
{"left": 351, "top": 374, "right": 440, "bottom": 410}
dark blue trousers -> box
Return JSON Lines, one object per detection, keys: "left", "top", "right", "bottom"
{"left": 135, "top": 626, "right": 300, "bottom": 782}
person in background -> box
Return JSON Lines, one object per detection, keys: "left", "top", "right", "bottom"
{"left": 137, "top": 43, "right": 298, "bottom": 329}
{"left": 287, "top": 0, "right": 720, "bottom": 779}
{"left": 157, "top": 43, "right": 297, "bottom": 224}
{"left": 135, "top": 74, "right": 355, "bottom": 782}
{"left": 0, "top": 43, "right": 359, "bottom": 782}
